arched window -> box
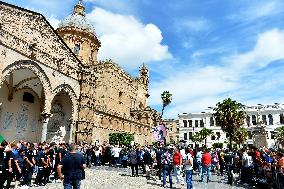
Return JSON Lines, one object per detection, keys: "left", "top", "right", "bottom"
{"left": 246, "top": 115, "right": 251, "bottom": 126}
{"left": 268, "top": 114, "right": 273, "bottom": 125}
{"left": 183, "top": 120, "right": 187, "bottom": 127}
{"left": 280, "top": 114, "right": 284, "bottom": 124}
{"left": 262, "top": 115, "right": 267, "bottom": 125}
{"left": 252, "top": 115, "right": 256, "bottom": 125}
{"left": 210, "top": 117, "right": 214, "bottom": 126}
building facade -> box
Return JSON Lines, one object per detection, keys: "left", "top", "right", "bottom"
{"left": 164, "top": 119, "right": 180, "bottom": 144}
{"left": 178, "top": 104, "right": 284, "bottom": 148}
{"left": 0, "top": 1, "right": 160, "bottom": 144}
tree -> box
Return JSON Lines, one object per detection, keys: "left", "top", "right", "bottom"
{"left": 192, "top": 128, "right": 213, "bottom": 146}
{"left": 161, "top": 91, "right": 172, "bottom": 117}
{"left": 212, "top": 142, "right": 223, "bottom": 149}
{"left": 213, "top": 98, "right": 246, "bottom": 150}
{"left": 192, "top": 133, "right": 202, "bottom": 144}
{"left": 109, "top": 133, "right": 134, "bottom": 146}
{"left": 232, "top": 127, "right": 248, "bottom": 148}
{"left": 274, "top": 126, "right": 284, "bottom": 148}
{"left": 199, "top": 128, "right": 213, "bottom": 146}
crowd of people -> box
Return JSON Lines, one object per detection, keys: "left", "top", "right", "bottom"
{"left": 0, "top": 139, "right": 284, "bottom": 189}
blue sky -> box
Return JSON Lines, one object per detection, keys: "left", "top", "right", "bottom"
{"left": 3, "top": 0, "right": 284, "bottom": 118}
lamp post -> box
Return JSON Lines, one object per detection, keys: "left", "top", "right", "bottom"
{"left": 161, "top": 91, "right": 172, "bottom": 145}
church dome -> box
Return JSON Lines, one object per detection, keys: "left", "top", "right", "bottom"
{"left": 58, "top": 14, "right": 95, "bottom": 33}
{"left": 58, "top": 0, "right": 95, "bottom": 34}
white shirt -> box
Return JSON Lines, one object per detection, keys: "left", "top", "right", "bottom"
{"left": 113, "top": 147, "right": 121, "bottom": 158}
{"left": 180, "top": 149, "right": 186, "bottom": 160}
{"left": 196, "top": 151, "right": 202, "bottom": 162}
{"left": 242, "top": 152, "right": 253, "bottom": 167}
{"left": 184, "top": 153, "right": 193, "bottom": 171}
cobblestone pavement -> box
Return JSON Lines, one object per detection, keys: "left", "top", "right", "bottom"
{"left": 28, "top": 166, "right": 252, "bottom": 189}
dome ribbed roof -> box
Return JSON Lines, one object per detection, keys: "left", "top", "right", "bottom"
{"left": 58, "top": 14, "right": 95, "bottom": 33}
{"left": 58, "top": 0, "right": 96, "bottom": 34}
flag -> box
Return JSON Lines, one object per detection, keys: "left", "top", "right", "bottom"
{"left": 0, "top": 135, "right": 5, "bottom": 143}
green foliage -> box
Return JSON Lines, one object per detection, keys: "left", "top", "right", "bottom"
{"left": 161, "top": 91, "right": 172, "bottom": 107}
{"left": 192, "top": 133, "right": 202, "bottom": 143}
{"left": 109, "top": 133, "right": 134, "bottom": 146}
{"left": 192, "top": 128, "right": 213, "bottom": 145}
{"left": 213, "top": 98, "right": 246, "bottom": 150}
{"left": 232, "top": 127, "right": 248, "bottom": 146}
{"left": 275, "top": 126, "right": 284, "bottom": 146}
{"left": 212, "top": 142, "right": 223, "bottom": 149}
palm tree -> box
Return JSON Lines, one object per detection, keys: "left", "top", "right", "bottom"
{"left": 192, "top": 133, "right": 202, "bottom": 144}
{"left": 233, "top": 127, "right": 248, "bottom": 148}
{"left": 161, "top": 91, "right": 172, "bottom": 117}
{"left": 192, "top": 128, "right": 213, "bottom": 147}
{"left": 199, "top": 128, "right": 213, "bottom": 146}
{"left": 213, "top": 98, "right": 246, "bottom": 150}
{"left": 274, "top": 126, "right": 284, "bottom": 148}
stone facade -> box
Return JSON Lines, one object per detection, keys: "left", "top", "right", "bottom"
{"left": 163, "top": 119, "right": 179, "bottom": 144}
{"left": 0, "top": 1, "right": 160, "bottom": 145}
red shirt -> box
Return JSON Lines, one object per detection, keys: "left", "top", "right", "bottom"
{"left": 255, "top": 151, "right": 260, "bottom": 157}
{"left": 202, "top": 152, "right": 211, "bottom": 166}
{"left": 173, "top": 152, "right": 182, "bottom": 165}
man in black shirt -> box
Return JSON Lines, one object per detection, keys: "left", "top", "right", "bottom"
{"left": 35, "top": 145, "right": 48, "bottom": 186}
{"left": 0, "top": 143, "right": 13, "bottom": 189}
{"left": 23, "top": 144, "right": 35, "bottom": 186}
{"left": 58, "top": 144, "right": 86, "bottom": 189}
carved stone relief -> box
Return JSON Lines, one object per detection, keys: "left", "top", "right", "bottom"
{"left": 15, "top": 104, "right": 28, "bottom": 140}
{"left": 30, "top": 117, "right": 37, "bottom": 133}
{"left": 3, "top": 112, "right": 14, "bottom": 130}
{"left": 47, "top": 102, "right": 65, "bottom": 142}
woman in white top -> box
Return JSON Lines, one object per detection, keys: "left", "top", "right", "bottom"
{"left": 184, "top": 148, "right": 193, "bottom": 189}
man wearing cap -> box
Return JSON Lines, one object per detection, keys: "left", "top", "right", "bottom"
{"left": 57, "top": 144, "right": 86, "bottom": 189}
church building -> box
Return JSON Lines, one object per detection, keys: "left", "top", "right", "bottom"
{"left": 0, "top": 0, "right": 160, "bottom": 144}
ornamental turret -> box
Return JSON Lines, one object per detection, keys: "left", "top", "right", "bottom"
{"left": 139, "top": 63, "right": 149, "bottom": 86}
{"left": 56, "top": 0, "right": 100, "bottom": 66}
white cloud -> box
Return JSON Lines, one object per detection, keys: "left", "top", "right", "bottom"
{"left": 228, "top": 0, "right": 284, "bottom": 22}
{"left": 86, "top": 7, "right": 172, "bottom": 69}
{"left": 149, "top": 29, "right": 284, "bottom": 118}
{"left": 174, "top": 18, "right": 211, "bottom": 33}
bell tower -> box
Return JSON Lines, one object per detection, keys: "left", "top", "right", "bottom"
{"left": 56, "top": 0, "right": 101, "bottom": 66}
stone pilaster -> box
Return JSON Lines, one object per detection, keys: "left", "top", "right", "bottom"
{"left": 41, "top": 112, "right": 52, "bottom": 143}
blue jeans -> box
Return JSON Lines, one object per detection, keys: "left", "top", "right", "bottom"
{"left": 185, "top": 170, "right": 193, "bottom": 189}
{"left": 197, "top": 161, "right": 202, "bottom": 175}
{"left": 201, "top": 164, "right": 211, "bottom": 182}
{"left": 162, "top": 165, "right": 173, "bottom": 188}
{"left": 63, "top": 180, "right": 81, "bottom": 189}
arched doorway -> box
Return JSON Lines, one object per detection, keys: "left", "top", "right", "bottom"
{"left": 0, "top": 68, "right": 45, "bottom": 142}
{"left": 46, "top": 91, "right": 73, "bottom": 143}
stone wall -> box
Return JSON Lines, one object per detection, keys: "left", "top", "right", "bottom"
{"left": 0, "top": 85, "right": 41, "bottom": 142}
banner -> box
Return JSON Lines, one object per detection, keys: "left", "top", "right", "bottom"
{"left": 151, "top": 124, "right": 166, "bottom": 144}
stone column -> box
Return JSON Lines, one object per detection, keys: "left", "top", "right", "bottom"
{"left": 68, "top": 120, "right": 74, "bottom": 144}
{"left": 41, "top": 113, "right": 51, "bottom": 143}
